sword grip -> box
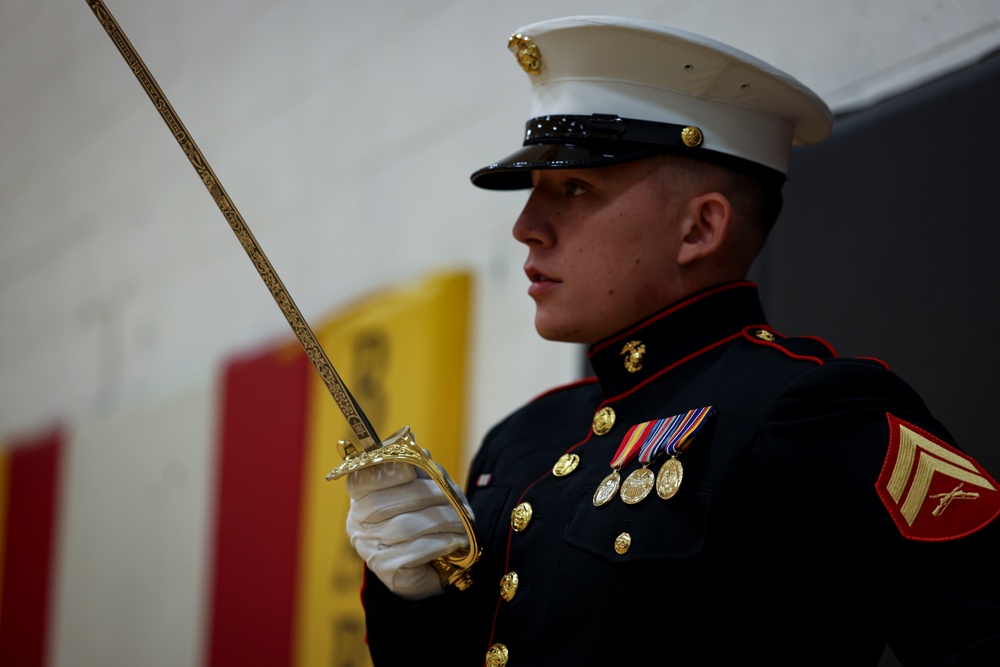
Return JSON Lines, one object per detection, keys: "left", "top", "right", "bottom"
{"left": 327, "top": 425, "right": 481, "bottom": 590}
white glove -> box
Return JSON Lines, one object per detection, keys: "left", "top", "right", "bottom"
{"left": 346, "top": 455, "right": 473, "bottom": 601}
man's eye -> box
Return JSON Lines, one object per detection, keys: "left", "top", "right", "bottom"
{"left": 565, "top": 180, "right": 589, "bottom": 196}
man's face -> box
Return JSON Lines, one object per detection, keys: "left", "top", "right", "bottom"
{"left": 512, "top": 157, "right": 692, "bottom": 344}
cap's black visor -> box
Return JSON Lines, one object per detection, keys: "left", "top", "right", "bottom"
{"left": 470, "top": 113, "right": 784, "bottom": 191}
{"left": 471, "top": 114, "right": 696, "bottom": 190}
{"left": 470, "top": 141, "right": 662, "bottom": 190}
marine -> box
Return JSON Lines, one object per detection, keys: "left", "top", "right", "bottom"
{"left": 345, "top": 16, "right": 1000, "bottom": 665}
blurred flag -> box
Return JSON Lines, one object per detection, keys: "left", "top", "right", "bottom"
{"left": 0, "top": 429, "right": 63, "bottom": 667}
{"left": 0, "top": 270, "right": 471, "bottom": 667}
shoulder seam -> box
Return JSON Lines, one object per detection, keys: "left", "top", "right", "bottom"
{"left": 741, "top": 327, "right": 828, "bottom": 366}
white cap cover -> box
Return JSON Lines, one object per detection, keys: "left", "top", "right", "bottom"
{"left": 471, "top": 16, "right": 834, "bottom": 190}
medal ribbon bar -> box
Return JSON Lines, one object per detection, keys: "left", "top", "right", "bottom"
{"left": 611, "top": 421, "right": 654, "bottom": 469}
{"left": 637, "top": 406, "right": 717, "bottom": 464}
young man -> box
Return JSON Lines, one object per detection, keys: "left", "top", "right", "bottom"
{"left": 346, "top": 16, "right": 1000, "bottom": 666}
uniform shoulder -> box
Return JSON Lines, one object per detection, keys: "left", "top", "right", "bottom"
{"left": 481, "top": 377, "right": 600, "bottom": 443}
{"left": 742, "top": 326, "right": 891, "bottom": 371}
{"left": 529, "top": 376, "right": 601, "bottom": 403}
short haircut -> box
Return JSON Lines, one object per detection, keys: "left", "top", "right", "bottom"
{"left": 661, "top": 153, "right": 785, "bottom": 240}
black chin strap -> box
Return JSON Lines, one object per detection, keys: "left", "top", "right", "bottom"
{"left": 524, "top": 114, "right": 705, "bottom": 149}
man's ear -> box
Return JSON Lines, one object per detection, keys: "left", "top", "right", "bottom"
{"left": 676, "top": 191, "right": 732, "bottom": 266}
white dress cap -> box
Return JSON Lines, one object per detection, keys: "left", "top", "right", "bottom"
{"left": 471, "top": 16, "right": 834, "bottom": 190}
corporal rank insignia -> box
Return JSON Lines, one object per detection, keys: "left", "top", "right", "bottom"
{"left": 876, "top": 414, "right": 1000, "bottom": 541}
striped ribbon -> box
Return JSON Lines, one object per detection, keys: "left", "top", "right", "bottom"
{"left": 610, "top": 420, "right": 654, "bottom": 469}
{"left": 637, "top": 406, "right": 717, "bottom": 465}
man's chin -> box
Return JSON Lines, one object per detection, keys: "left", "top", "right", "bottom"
{"left": 534, "top": 317, "right": 594, "bottom": 345}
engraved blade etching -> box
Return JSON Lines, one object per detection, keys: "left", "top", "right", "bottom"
{"left": 85, "top": 0, "right": 380, "bottom": 450}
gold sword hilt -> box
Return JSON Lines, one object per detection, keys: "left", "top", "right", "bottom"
{"left": 327, "top": 426, "right": 482, "bottom": 590}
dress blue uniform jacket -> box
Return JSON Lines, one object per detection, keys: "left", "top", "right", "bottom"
{"left": 361, "top": 281, "right": 1000, "bottom": 666}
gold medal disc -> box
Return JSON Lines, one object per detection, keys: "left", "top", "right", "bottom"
{"left": 593, "top": 470, "right": 621, "bottom": 506}
{"left": 656, "top": 457, "right": 684, "bottom": 499}
{"left": 620, "top": 467, "right": 655, "bottom": 504}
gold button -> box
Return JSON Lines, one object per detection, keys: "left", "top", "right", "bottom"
{"left": 552, "top": 453, "right": 580, "bottom": 477}
{"left": 592, "top": 407, "right": 616, "bottom": 435}
{"left": 486, "top": 643, "right": 509, "bottom": 667}
{"left": 511, "top": 502, "right": 533, "bottom": 532}
{"left": 681, "top": 125, "right": 704, "bottom": 148}
{"left": 614, "top": 532, "right": 632, "bottom": 554}
{"left": 500, "top": 571, "right": 519, "bottom": 601}
{"left": 754, "top": 329, "right": 776, "bottom": 342}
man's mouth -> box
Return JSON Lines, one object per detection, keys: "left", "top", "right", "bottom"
{"left": 525, "top": 265, "right": 558, "bottom": 284}
{"left": 525, "top": 266, "right": 560, "bottom": 297}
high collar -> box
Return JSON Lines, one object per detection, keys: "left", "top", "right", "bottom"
{"left": 586, "top": 282, "right": 768, "bottom": 398}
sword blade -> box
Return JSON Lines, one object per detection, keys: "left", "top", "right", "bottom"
{"left": 85, "top": 0, "right": 381, "bottom": 451}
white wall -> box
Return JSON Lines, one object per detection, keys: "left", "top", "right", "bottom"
{"left": 3, "top": 0, "right": 999, "bottom": 458}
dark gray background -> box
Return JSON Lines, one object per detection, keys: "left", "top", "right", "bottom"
{"left": 754, "top": 49, "right": 1000, "bottom": 667}
{"left": 756, "top": 49, "right": 1000, "bottom": 476}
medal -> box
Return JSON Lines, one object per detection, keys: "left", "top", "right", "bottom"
{"left": 647, "top": 406, "right": 715, "bottom": 500}
{"left": 593, "top": 421, "right": 651, "bottom": 507}
{"left": 620, "top": 467, "right": 655, "bottom": 504}
{"left": 620, "top": 407, "right": 717, "bottom": 505}
{"left": 618, "top": 416, "right": 677, "bottom": 504}
{"left": 656, "top": 456, "right": 684, "bottom": 499}
{"left": 596, "top": 408, "right": 716, "bottom": 507}
{"left": 593, "top": 470, "right": 621, "bottom": 506}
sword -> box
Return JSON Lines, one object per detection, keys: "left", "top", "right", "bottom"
{"left": 85, "top": 0, "right": 480, "bottom": 589}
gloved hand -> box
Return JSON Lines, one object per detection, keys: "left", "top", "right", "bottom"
{"left": 346, "top": 454, "right": 473, "bottom": 601}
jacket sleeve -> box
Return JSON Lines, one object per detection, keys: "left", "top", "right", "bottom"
{"left": 761, "top": 358, "right": 1000, "bottom": 665}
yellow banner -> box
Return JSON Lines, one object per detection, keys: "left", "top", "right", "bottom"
{"left": 293, "top": 270, "right": 472, "bottom": 667}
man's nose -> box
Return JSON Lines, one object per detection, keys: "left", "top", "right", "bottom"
{"left": 512, "top": 190, "right": 553, "bottom": 246}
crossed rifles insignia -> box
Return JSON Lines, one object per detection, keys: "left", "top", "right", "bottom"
{"left": 876, "top": 414, "right": 1000, "bottom": 541}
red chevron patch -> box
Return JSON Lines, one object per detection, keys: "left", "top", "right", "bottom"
{"left": 876, "top": 414, "right": 1000, "bottom": 541}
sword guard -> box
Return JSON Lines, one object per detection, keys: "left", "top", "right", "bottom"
{"left": 327, "top": 425, "right": 481, "bottom": 590}
{"left": 336, "top": 439, "right": 358, "bottom": 459}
